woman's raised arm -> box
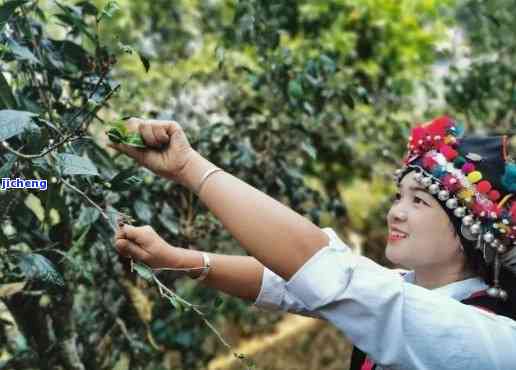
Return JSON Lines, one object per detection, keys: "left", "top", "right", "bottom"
{"left": 178, "top": 150, "right": 329, "bottom": 281}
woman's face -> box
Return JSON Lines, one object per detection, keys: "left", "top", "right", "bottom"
{"left": 385, "top": 171, "right": 465, "bottom": 271}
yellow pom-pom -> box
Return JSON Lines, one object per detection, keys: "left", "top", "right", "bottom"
{"left": 467, "top": 171, "right": 482, "bottom": 184}
{"left": 457, "top": 188, "right": 474, "bottom": 202}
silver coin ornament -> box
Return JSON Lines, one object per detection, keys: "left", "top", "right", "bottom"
{"left": 454, "top": 207, "right": 467, "bottom": 218}
{"left": 438, "top": 190, "right": 450, "bottom": 201}
{"left": 497, "top": 245, "right": 507, "bottom": 254}
{"left": 486, "top": 287, "right": 500, "bottom": 298}
{"left": 499, "top": 290, "right": 508, "bottom": 301}
{"left": 421, "top": 177, "right": 433, "bottom": 187}
{"left": 483, "top": 232, "right": 495, "bottom": 243}
{"left": 462, "top": 215, "right": 474, "bottom": 226}
{"left": 470, "top": 223, "right": 482, "bottom": 235}
{"left": 445, "top": 198, "right": 458, "bottom": 209}
{"left": 428, "top": 183, "right": 440, "bottom": 194}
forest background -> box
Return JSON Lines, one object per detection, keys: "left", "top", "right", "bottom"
{"left": 1, "top": 0, "right": 515, "bottom": 369}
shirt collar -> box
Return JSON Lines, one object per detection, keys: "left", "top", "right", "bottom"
{"left": 402, "top": 271, "right": 488, "bottom": 301}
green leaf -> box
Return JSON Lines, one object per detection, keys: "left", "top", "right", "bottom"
{"left": 76, "top": 206, "right": 100, "bottom": 229}
{"left": 15, "top": 253, "right": 64, "bottom": 287}
{"left": 7, "top": 39, "right": 39, "bottom": 64}
{"left": 301, "top": 141, "right": 317, "bottom": 160}
{"left": 0, "top": 153, "right": 16, "bottom": 177}
{"left": 0, "top": 109, "right": 37, "bottom": 141}
{"left": 133, "top": 262, "right": 153, "bottom": 282}
{"left": 288, "top": 79, "right": 303, "bottom": 99}
{"left": 110, "top": 168, "right": 143, "bottom": 191}
{"left": 57, "top": 153, "right": 99, "bottom": 176}
{"left": 138, "top": 51, "right": 150, "bottom": 73}
{"left": 134, "top": 200, "right": 152, "bottom": 223}
{"left": 0, "top": 72, "right": 17, "bottom": 109}
{"left": 0, "top": 0, "right": 28, "bottom": 31}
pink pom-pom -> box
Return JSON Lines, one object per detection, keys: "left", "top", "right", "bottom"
{"left": 462, "top": 162, "right": 476, "bottom": 174}
{"left": 422, "top": 154, "right": 438, "bottom": 170}
{"left": 439, "top": 144, "right": 459, "bottom": 161}
{"left": 476, "top": 180, "right": 492, "bottom": 194}
{"left": 442, "top": 174, "right": 461, "bottom": 192}
{"left": 488, "top": 190, "right": 501, "bottom": 202}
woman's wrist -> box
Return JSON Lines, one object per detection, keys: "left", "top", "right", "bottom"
{"left": 174, "top": 247, "right": 205, "bottom": 279}
{"left": 176, "top": 151, "right": 218, "bottom": 192}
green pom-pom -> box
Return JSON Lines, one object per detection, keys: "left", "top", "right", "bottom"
{"left": 454, "top": 156, "right": 467, "bottom": 169}
{"left": 501, "top": 163, "right": 516, "bottom": 192}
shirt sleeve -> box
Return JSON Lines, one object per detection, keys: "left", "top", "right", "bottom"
{"left": 282, "top": 229, "right": 516, "bottom": 370}
{"left": 253, "top": 228, "right": 348, "bottom": 319}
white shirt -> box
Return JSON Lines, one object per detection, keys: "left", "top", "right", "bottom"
{"left": 253, "top": 228, "right": 516, "bottom": 370}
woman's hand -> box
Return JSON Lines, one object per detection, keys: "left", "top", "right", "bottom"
{"left": 114, "top": 224, "right": 182, "bottom": 269}
{"left": 107, "top": 117, "right": 195, "bottom": 182}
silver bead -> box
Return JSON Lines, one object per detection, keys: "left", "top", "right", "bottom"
{"left": 421, "top": 177, "right": 433, "bottom": 188}
{"left": 438, "top": 190, "right": 450, "bottom": 201}
{"left": 428, "top": 183, "right": 440, "bottom": 194}
{"left": 483, "top": 232, "right": 495, "bottom": 243}
{"left": 486, "top": 287, "right": 500, "bottom": 298}
{"left": 499, "top": 289, "right": 508, "bottom": 301}
{"left": 470, "top": 223, "right": 481, "bottom": 235}
{"left": 490, "top": 239, "right": 500, "bottom": 248}
{"left": 497, "top": 245, "right": 507, "bottom": 254}
{"left": 462, "top": 215, "right": 474, "bottom": 226}
{"left": 445, "top": 198, "right": 458, "bottom": 209}
{"left": 454, "top": 207, "right": 466, "bottom": 218}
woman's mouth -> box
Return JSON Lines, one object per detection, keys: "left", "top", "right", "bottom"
{"left": 388, "top": 231, "right": 409, "bottom": 242}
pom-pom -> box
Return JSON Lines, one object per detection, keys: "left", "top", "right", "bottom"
{"left": 422, "top": 154, "right": 438, "bottom": 170}
{"left": 410, "top": 127, "right": 426, "bottom": 149}
{"left": 510, "top": 201, "right": 516, "bottom": 223}
{"left": 439, "top": 144, "right": 459, "bottom": 161}
{"left": 442, "top": 174, "right": 461, "bottom": 192}
{"left": 426, "top": 116, "right": 454, "bottom": 138}
{"left": 467, "top": 171, "right": 483, "bottom": 184}
{"left": 453, "top": 156, "right": 467, "bottom": 169}
{"left": 488, "top": 190, "right": 501, "bottom": 202}
{"left": 501, "top": 163, "right": 516, "bottom": 192}
{"left": 476, "top": 180, "right": 492, "bottom": 194}
{"left": 457, "top": 188, "right": 474, "bottom": 202}
{"left": 431, "top": 165, "right": 446, "bottom": 178}
{"left": 462, "top": 162, "right": 476, "bottom": 174}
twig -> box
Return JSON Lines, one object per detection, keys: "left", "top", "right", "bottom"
{"left": 1, "top": 136, "right": 89, "bottom": 159}
{"left": 60, "top": 178, "right": 109, "bottom": 222}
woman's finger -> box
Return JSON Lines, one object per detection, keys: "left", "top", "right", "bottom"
{"left": 152, "top": 124, "right": 170, "bottom": 145}
{"left": 107, "top": 142, "right": 145, "bottom": 163}
{"left": 122, "top": 224, "right": 151, "bottom": 245}
{"left": 115, "top": 238, "right": 149, "bottom": 261}
{"left": 139, "top": 123, "right": 160, "bottom": 148}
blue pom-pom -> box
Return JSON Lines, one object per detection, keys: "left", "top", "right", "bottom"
{"left": 501, "top": 163, "right": 516, "bottom": 192}
{"left": 431, "top": 165, "right": 446, "bottom": 178}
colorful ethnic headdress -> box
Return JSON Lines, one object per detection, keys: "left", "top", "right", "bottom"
{"left": 394, "top": 116, "right": 516, "bottom": 300}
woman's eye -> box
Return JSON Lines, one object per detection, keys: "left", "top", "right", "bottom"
{"left": 413, "top": 196, "right": 427, "bottom": 205}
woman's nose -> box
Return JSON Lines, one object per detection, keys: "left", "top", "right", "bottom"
{"left": 388, "top": 204, "right": 408, "bottom": 222}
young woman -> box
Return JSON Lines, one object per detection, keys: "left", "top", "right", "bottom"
{"left": 111, "top": 116, "right": 516, "bottom": 370}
